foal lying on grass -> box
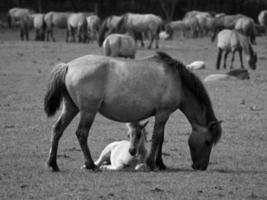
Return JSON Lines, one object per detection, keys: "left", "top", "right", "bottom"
{"left": 94, "top": 121, "right": 149, "bottom": 171}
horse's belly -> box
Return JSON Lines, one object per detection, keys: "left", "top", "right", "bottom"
{"left": 99, "top": 97, "right": 155, "bottom": 122}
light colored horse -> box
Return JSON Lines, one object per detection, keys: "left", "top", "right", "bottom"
{"left": 44, "top": 11, "right": 71, "bottom": 42}
{"left": 216, "top": 29, "right": 257, "bottom": 70}
{"left": 8, "top": 7, "right": 34, "bottom": 28}
{"left": 258, "top": 10, "right": 267, "bottom": 30}
{"left": 235, "top": 17, "right": 256, "bottom": 44}
{"left": 116, "top": 13, "right": 163, "bottom": 48}
{"left": 66, "top": 13, "right": 87, "bottom": 43}
{"left": 44, "top": 51, "right": 222, "bottom": 172}
{"left": 94, "top": 121, "right": 149, "bottom": 170}
{"left": 103, "top": 33, "right": 136, "bottom": 58}
{"left": 86, "top": 15, "right": 101, "bottom": 41}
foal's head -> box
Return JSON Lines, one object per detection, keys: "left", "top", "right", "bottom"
{"left": 127, "top": 121, "right": 149, "bottom": 156}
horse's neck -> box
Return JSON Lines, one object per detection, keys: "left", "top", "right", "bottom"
{"left": 179, "top": 88, "right": 214, "bottom": 129}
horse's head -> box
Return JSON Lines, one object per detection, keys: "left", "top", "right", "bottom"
{"left": 188, "top": 120, "right": 222, "bottom": 170}
{"left": 127, "top": 121, "right": 149, "bottom": 156}
{"left": 248, "top": 51, "right": 257, "bottom": 70}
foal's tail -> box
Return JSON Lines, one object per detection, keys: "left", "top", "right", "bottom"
{"left": 44, "top": 63, "right": 69, "bottom": 117}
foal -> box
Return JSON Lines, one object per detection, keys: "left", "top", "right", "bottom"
{"left": 94, "top": 121, "right": 149, "bottom": 170}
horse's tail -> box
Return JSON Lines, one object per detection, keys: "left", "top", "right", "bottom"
{"left": 44, "top": 63, "right": 69, "bottom": 117}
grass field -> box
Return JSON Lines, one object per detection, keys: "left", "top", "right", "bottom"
{"left": 0, "top": 28, "right": 267, "bottom": 200}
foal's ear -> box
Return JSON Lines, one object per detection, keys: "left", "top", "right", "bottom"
{"left": 141, "top": 120, "right": 149, "bottom": 129}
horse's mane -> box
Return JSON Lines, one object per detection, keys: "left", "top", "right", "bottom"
{"left": 155, "top": 52, "right": 221, "bottom": 143}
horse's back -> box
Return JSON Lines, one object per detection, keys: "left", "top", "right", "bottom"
{"left": 68, "top": 13, "right": 86, "bottom": 27}
{"left": 217, "top": 29, "right": 236, "bottom": 50}
{"left": 45, "top": 11, "right": 70, "bottom": 28}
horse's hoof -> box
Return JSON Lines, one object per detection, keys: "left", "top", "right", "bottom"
{"left": 155, "top": 162, "right": 167, "bottom": 170}
{"left": 81, "top": 163, "right": 98, "bottom": 171}
{"left": 46, "top": 162, "right": 60, "bottom": 172}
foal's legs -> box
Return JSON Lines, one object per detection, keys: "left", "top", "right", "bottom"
{"left": 238, "top": 49, "right": 244, "bottom": 68}
{"left": 146, "top": 111, "right": 170, "bottom": 170}
{"left": 223, "top": 51, "right": 229, "bottom": 69}
{"left": 147, "top": 32, "right": 155, "bottom": 49}
{"left": 47, "top": 98, "right": 78, "bottom": 171}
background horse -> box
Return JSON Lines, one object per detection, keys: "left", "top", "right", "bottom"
{"left": 86, "top": 15, "right": 101, "bottom": 42}
{"left": 66, "top": 13, "right": 87, "bottom": 43}
{"left": 103, "top": 33, "right": 136, "bottom": 58}
{"left": 235, "top": 17, "right": 256, "bottom": 44}
{"left": 19, "top": 13, "right": 46, "bottom": 41}
{"left": 94, "top": 121, "right": 148, "bottom": 170}
{"left": 44, "top": 11, "right": 71, "bottom": 42}
{"left": 98, "top": 15, "right": 122, "bottom": 46}
{"left": 211, "top": 14, "right": 244, "bottom": 42}
{"left": 8, "top": 7, "right": 34, "bottom": 28}
{"left": 216, "top": 29, "right": 257, "bottom": 70}
{"left": 115, "top": 13, "right": 163, "bottom": 48}
{"left": 44, "top": 51, "right": 222, "bottom": 172}
{"left": 258, "top": 10, "right": 267, "bottom": 31}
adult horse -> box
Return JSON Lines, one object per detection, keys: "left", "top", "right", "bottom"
{"left": 66, "top": 13, "right": 87, "bottom": 43}
{"left": 44, "top": 51, "right": 222, "bottom": 172}
{"left": 235, "top": 17, "right": 256, "bottom": 44}
{"left": 165, "top": 20, "right": 186, "bottom": 39}
{"left": 115, "top": 13, "right": 163, "bottom": 48}
{"left": 44, "top": 11, "right": 71, "bottom": 42}
{"left": 8, "top": 7, "right": 34, "bottom": 28}
{"left": 98, "top": 15, "right": 123, "bottom": 46}
{"left": 211, "top": 14, "right": 245, "bottom": 42}
{"left": 103, "top": 33, "right": 136, "bottom": 58}
{"left": 86, "top": 15, "right": 101, "bottom": 42}
{"left": 216, "top": 29, "right": 257, "bottom": 70}
{"left": 19, "top": 13, "right": 46, "bottom": 41}
{"left": 258, "top": 10, "right": 267, "bottom": 29}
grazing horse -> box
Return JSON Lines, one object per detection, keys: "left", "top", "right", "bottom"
{"left": 211, "top": 14, "right": 245, "bottom": 42}
{"left": 103, "top": 33, "right": 136, "bottom": 58}
{"left": 216, "top": 29, "right": 257, "bottom": 70}
{"left": 86, "top": 15, "right": 101, "bottom": 42}
{"left": 165, "top": 20, "right": 186, "bottom": 39}
{"left": 94, "top": 121, "right": 149, "bottom": 170}
{"left": 235, "top": 17, "right": 256, "bottom": 44}
{"left": 66, "top": 13, "right": 87, "bottom": 43}
{"left": 258, "top": 10, "right": 267, "bottom": 30}
{"left": 44, "top": 51, "right": 222, "bottom": 172}
{"left": 44, "top": 11, "right": 71, "bottom": 42}
{"left": 8, "top": 7, "right": 34, "bottom": 28}
{"left": 115, "top": 13, "right": 163, "bottom": 49}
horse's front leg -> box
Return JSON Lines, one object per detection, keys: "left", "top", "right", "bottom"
{"left": 146, "top": 111, "right": 170, "bottom": 170}
{"left": 238, "top": 49, "right": 244, "bottom": 68}
{"left": 230, "top": 50, "right": 236, "bottom": 69}
{"left": 76, "top": 111, "right": 97, "bottom": 170}
{"left": 147, "top": 32, "right": 154, "bottom": 49}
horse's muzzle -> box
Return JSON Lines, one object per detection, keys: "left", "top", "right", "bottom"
{"left": 191, "top": 162, "right": 208, "bottom": 171}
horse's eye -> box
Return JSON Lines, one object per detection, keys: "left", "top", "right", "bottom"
{"left": 205, "top": 140, "right": 212, "bottom": 146}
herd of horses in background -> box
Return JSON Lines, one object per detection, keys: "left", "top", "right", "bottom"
{"left": 7, "top": 7, "right": 267, "bottom": 70}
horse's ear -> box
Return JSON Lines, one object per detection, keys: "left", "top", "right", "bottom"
{"left": 141, "top": 120, "right": 149, "bottom": 129}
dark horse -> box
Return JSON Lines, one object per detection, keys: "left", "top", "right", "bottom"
{"left": 44, "top": 52, "right": 222, "bottom": 171}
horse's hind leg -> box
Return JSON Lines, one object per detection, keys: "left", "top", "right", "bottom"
{"left": 238, "top": 49, "right": 244, "bottom": 68}
{"left": 216, "top": 48, "right": 223, "bottom": 70}
{"left": 230, "top": 50, "right": 236, "bottom": 69}
{"left": 223, "top": 51, "right": 229, "bottom": 69}
{"left": 76, "top": 111, "right": 98, "bottom": 170}
{"left": 147, "top": 33, "right": 154, "bottom": 49}
{"left": 47, "top": 98, "right": 78, "bottom": 171}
